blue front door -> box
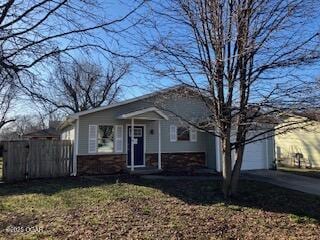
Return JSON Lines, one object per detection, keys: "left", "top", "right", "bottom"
{"left": 127, "top": 126, "right": 144, "bottom": 166}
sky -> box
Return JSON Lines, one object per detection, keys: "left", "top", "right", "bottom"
{"left": 12, "top": 0, "right": 159, "bottom": 119}
{"left": 11, "top": 0, "right": 320, "bottom": 122}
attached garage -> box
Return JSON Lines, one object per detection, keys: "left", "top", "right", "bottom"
{"left": 215, "top": 131, "right": 275, "bottom": 171}
{"left": 242, "top": 139, "right": 268, "bottom": 170}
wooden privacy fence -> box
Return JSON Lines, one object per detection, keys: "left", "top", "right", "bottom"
{"left": 1, "top": 140, "right": 73, "bottom": 182}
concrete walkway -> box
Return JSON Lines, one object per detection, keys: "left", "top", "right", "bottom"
{"left": 141, "top": 175, "right": 221, "bottom": 180}
{"left": 244, "top": 170, "right": 320, "bottom": 196}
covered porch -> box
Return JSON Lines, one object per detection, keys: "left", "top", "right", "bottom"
{"left": 118, "top": 107, "right": 169, "bottom": 172}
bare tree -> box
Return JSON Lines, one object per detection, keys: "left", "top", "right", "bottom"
{"left": 34, "top": 59, "right": 129, "bottom": 114}
{"left": 140, "top": 0, "right": 320, "bottom": 197}
{"left": 0, "top": 78, "right": 16, "bottom": 129}
{"left": 0, "top": 114, "right": 46, "bottom": 140}
{"left": 0, "top": 0, "right": 143, "bottom": 74}
{"left": 0, "top": 0, "right": 144, "bottom": 128}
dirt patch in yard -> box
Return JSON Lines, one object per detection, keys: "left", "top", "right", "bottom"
{"left": 0, "top": 176, "right": 319, "bottom": 239}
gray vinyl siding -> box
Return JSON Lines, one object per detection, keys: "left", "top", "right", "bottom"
{"left": 78, "top": 98, "right": 153, "bottom": 155}
{"left": 145, "top": 120, "right": 209, "bottom": 153}
{"left": 76, "top": 92, "right": 275, "bottom": 171}
{"left": 77, "top": 95, "right": 213, "bottom": 158}
{"left": 155, "top": 94, "right": 211, "bottom": 121}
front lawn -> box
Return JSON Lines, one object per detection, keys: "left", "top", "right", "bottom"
{"left": 0, "top": 176, "right": 320, "bottom": 239}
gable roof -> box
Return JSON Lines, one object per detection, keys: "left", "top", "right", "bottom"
{"left": 23, "top": 128, "right": 60, "bottom": 138}
{"left": 68, "top": 85, "right": 192, "bottom": 119}
{"left": 117, "top": 107, "right": 169, "bottom": 120}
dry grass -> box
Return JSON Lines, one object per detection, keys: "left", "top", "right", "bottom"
{"left": 0, "top": 176, "right": 319, "bottom": 239}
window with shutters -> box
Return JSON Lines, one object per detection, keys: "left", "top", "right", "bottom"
{"left": 97, "top": 126, "right": 114, "bottom": 153}
{"left": 170, "top": 125, "right": 197, "bottom": 142}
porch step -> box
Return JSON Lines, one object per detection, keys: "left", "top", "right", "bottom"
{"left": 127, "top": 168, "right": 163, "bottom": 175}
{"left": 193, "top": 168, "right": 218, "bottom": 174}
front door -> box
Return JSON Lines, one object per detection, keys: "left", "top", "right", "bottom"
{"left": 127, "top": 126, "right": 144, "bottom": 166}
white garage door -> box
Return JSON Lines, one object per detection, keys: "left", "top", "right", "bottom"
{"left": 241, "top": 139, "right": 267, "bottom": 170}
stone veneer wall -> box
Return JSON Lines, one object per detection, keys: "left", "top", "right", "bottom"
{"left": 77, "top": 152, "right": 206, "bottom": 175}
{"left": 146, "top": 152, "right": 206, "bottom": 171}
{"left": 77, "top": 154, "right": 126, "bottom": 175}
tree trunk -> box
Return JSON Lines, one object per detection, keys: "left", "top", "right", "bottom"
{"left": 221, "top": 137, "right": 233, "bottom": 198}
{"left": 230, "top": 144, "right": 245, "bottom": 195}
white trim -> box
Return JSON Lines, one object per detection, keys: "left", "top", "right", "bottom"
{"left": 126, "top": 123, "right": 147, "bottom": 168}
{"left": 118, "top": 107, "right": 169, "bottom": 120}
{"left": 71, "top": 120, "right": 79, "bottom": 176}
{"left": 69, "top": 85, "right": 185, "bottom": 119}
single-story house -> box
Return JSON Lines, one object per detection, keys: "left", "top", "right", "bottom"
{"left": 275, "top": 114, "right": 320, "bottom": 168}
{"left": 61, "top": 86, "right": 275, "bottom": 175}
{"left": 23, "top": 121, "right": 61, "bottom": 140}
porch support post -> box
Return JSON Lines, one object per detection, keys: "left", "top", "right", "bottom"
{"left": 158, "top": 120, "right": 162, "bottom": 170}
{"left": 131, "top": 118, "right": 135, "bottom": 171}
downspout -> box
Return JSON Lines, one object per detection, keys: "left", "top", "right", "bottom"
{"left": 72, "top": 119, "right": 79, "bottom": 176}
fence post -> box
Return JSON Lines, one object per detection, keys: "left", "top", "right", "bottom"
{"left": 25, "top": 141, "right": 30, "bottom": 180}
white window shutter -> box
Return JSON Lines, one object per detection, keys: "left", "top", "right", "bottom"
{"left": 115, "top": 125, "right": 123, "bottom": 153}
{"left": 190, "top": 127, "right": 197, "bottom": 142}
{"left": 170, "top": 125, "right": 177, "bottom": 142}
{"left": 88, "top": 125, "right": 97, "bottom": 153}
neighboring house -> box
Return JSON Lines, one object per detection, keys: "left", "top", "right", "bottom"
{"left": 275, "top": 115, "right": 320, "bottom": 168}
{"left": 0, "top": 131, "right": 22, "bottom": 141}
{"left": 23, "top": 121, "right": 62, "bottom": 140}
{"left": 61, "top": 86, "right": 275, "bottom": 176}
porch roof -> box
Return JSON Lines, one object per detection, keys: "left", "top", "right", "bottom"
{"left": 117, "top": 107, "right": 169, "bottom": 120}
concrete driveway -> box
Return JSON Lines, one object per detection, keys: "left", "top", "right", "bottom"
{"left": 244, "top": 170, "right": 320, "bottom": 196}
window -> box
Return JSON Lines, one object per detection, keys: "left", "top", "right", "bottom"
{"left": 177, "top": 127, "right": 190, "bottom": 141}
{"left": 128, "top": 128, "right": 143, "bottom": 137}
{"left": 170, "top": 125, "right": 197, "bottom": 142}
{"left": 97, "top": 126, "right": 114, "bottom": 153}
